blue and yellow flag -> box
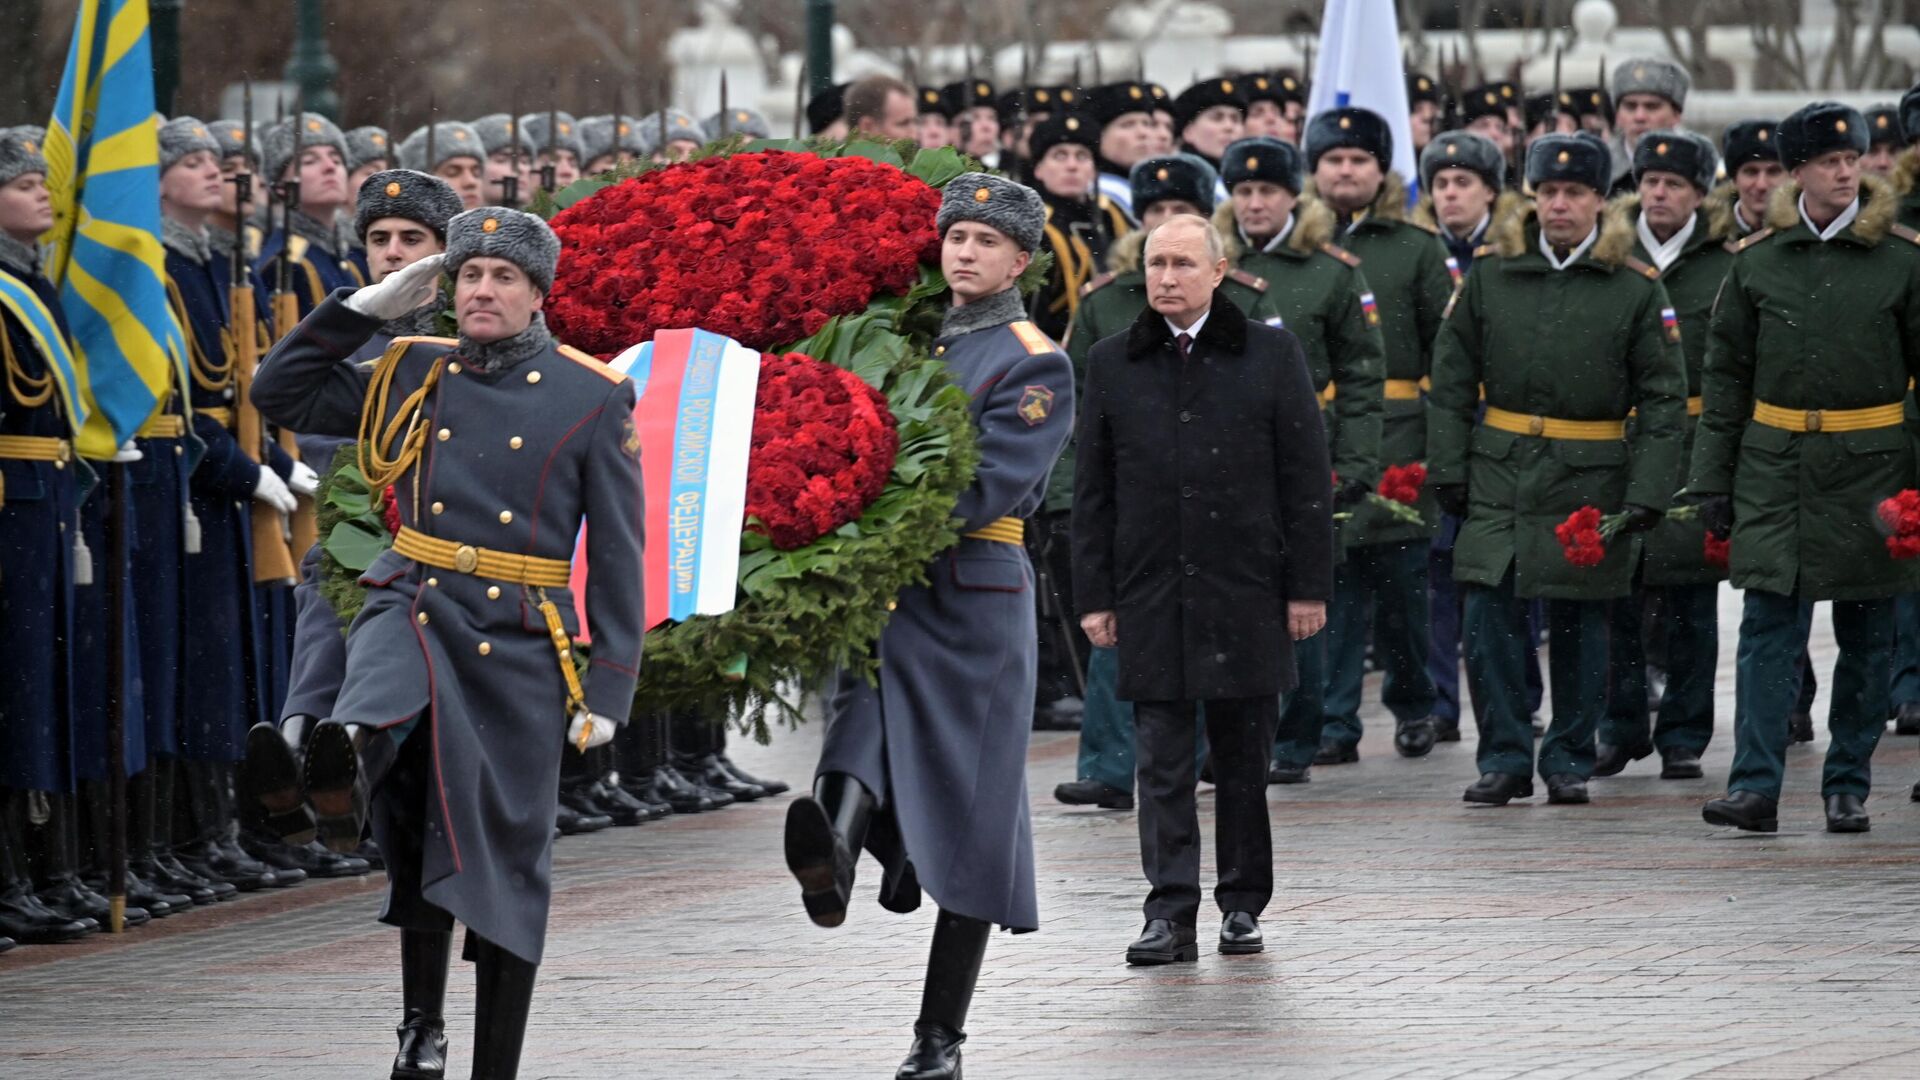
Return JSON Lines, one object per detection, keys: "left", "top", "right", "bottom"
{"left": 40, "top": 0, "right": 186, "bottom": 460}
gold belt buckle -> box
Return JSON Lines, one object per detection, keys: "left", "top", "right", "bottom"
{"left": 1805, "top": 409, "right": 1823, "bottom": 432}
{"left": 1527, "top": 416, "right": 1545, "bottom": 436}
{"left": 54, "top": 441, "right": 71, "bottom": 467}
{"left": 453, "top": 544, "right": 479, "bottom": 574}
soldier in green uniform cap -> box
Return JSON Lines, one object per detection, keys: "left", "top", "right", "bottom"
{"left": 1695, "top": 103, "right": 1920, "bottom": 834}
{"left": 1596, "top": 130, "right": 1735, "bottom": 783}
{"left": 1297, "top": 106, "right": 1455, "bottom": 769}
{"left": 1211, "top": 133, "right": 1390, "bottom": 779}
{"left": 1429, "top": 132, "right": 1688, "bottom": 808}
{"left": 1053, "top": 153, "right": 1219, "bottom": 809}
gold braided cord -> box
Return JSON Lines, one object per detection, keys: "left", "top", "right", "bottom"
{"left": 167, "top": 276, "right": 234, "bottom": 391}
{"left": 356, "top": 339, "right": 446, "bottom": 495}
{"left": 3, "top": 322, "right": 54, "bottom": 408}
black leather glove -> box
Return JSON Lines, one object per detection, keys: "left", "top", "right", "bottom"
{"left": 1334, "top": 478, "right": 1373, "bottom": 508}
{"left": 1434, "top": 483, "right": 1469, "bottom": 519}
{"left": 1696, "top": 494, "right": 1733, "bottom": 539}
{"left": 1614, "top": 503, "right": 1663, "bottom": 536}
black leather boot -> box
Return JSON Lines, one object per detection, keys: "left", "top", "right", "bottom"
{"left": 612, "top": 714, "right": 675, "bottom": 818}
{"left": 469, "top": 933, "right": 539, "bottom": 1080}
{"left": 392, "top": 928, "right": 451, "bottom": 1079}
{"left": 174, "top": 761, "right": 284, "bottom": 891}
{"left": 1702, "top": 790, "right": 1779, "bottom": 832}
{"left": 897, "top": 909, "right": 990, "bottom": 1080}
{"left": 305, "top": 719, "right": 365, "bottom": 854}
{"left": 0, "top": 789, "right": 92, "bottom": 943}
{"left": 784, "top": 772, "right": 872, "bottom": 928}
{"left": 242, "top": 718, "right": 315, "bottom": 844}
{"left": 96, "top": 771, "right": 189, "bottom": 916}
{"left": 672, "top": 708, "right": 763, "bottom": 802}
{"left": 144, "top": 759, "right": 236, "bottom": 902}
{"left": 713, "top": 726, "right": 788, "bottom": 795}
{"left": 39, "top": 791, "right": 147, "bottom": 928}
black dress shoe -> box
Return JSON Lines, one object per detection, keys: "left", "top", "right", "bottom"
{"left": 1659, "top": 748, "right": 1704, "bottom": 780}
{"left": 1894, "top": 703, "right": 1920, "bottom": 736}
{"left": 0, "top": 935, "right": 12, "bottom": 953}
{"left": 1267, "top": 762, "right": 1310, "bottom": 784}
{"left": 131, "top": 855, "right": 217, "bottom": 906}
{"left": 391, "top": 1013, "right": 447, "bottom": 1079}
{"left": 85, "top": 869, "right": 189, "bottom": 918}
{"left": 640, "top": 764, "right": 722, "bottom": 813}
{"left": 1593, "top": 741, "right": 1652, "bottom": 777}
{"left": 304, "top": 720, "right": 364, "bottom": 854}
{"left": 242, "top": 721, "right": 315, "bottom": 844}
{"left": 1911, "top": 779, "right": 1920, "bottom": 803}
{"left": 560, "top": 781, "right": 636, "bottom": 827}
{"left": 1463, "top": 772, "right": 1533, "bottom": 805}
{"left": 1432, "top": 717, "right": 1461, "bottom": 743}
{"left": 150, "top": 851, "right": 238, "bottom": 901}
{"left": 553, "top": 802, "right": 611, "bottom": 835}
{"left": 1313, "top": 740, "right": 1359, "bottom": 766}
{"left": 221, "top": 837, "right": 303, "bottom": 886}
{"left": 1702, "top": 790, "right": 1778, "bottom": 832}
{"left": 784, "top": 795, "right": 856, "bottom": 928}
{"left": 677, "top": 752, "right": 766, "bottom": 802}
{"left": 1545, "top": 774, "right": 1590, "bottom": 805}
{"left": 243, "top": 830, "right": 371, "bottom": 878}
{"left": 0, "top": 883, "right": 93, "bottom": 943}
{"left": 1219, "top": 911, "right": 1263, "bottom": 954}
{"left": 1053, "top": 778, "right": 1133, "bottom": 809}
{"left": 1126, "top": 918, "right": 1198, "bottom": 965}
{"left": 895, "top": 1020, "right": 965, "bottom": 1080}
{"left": 713, "top": 753, "right": 789, "bottom": 796}
{"left": 1824, "top": 793, "right": 1870, "bottom": 833}
{"left": 1394, "top": 716, "right": 1436, "bottom": 758}
{"left": 39, "top": 876, "right": 149, "bottom": 927}
{"left": 1788, "top": 712, "right": 1814, "bottom": 743}
{"left": 591, "top": 778, "right": 665, "bottom": 824}
{"left": 354, "top": 839, "right": 387, "bottom": 871}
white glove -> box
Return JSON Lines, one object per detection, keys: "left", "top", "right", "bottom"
{"left": 344, "top": 252, "right": 445, "bottom": 321}
{"left": 288, "top": 459, "right": 320, "bottom": 497}
{"left": 568, "top": 710, "right": 617, "bottom": 752}
{"left": 251, "top": 466, "right": 297, "bottom": 514}
{"left": 111, "top": 440, "right": 143, "bottom": 463}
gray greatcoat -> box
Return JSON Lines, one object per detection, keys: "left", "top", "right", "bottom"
{"left": 253, "top": 292, "right": 644, "bottom": 964}
{"left": 818, "top": 288, "right": 1074, "bottom": 934}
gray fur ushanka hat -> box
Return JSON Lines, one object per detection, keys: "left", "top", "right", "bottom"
{"left": 444, "top": 206, "right": 561, "bottom": 293}
{"left": 261, "top": 111, "right": 350, "bottom": 181}
{"left": 354, "top": 169, "right": 464, "bottom": 243}
{"left": 158, "top": 116, "right": 221, "bottom": 173}
{"left": 935, "top": 172, "right": 1046, "bottom": 253}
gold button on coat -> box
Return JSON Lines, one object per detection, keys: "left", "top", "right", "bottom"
{"left": 437, "top": 428, "right": 450, "bottom": 441}
{"left": 509, "top": 436, "right": 523, "bottom": 449}
{"left": 478, "top": 642, "right": 492, "bottom": 656}
{"left": 526, "top": 371, "right": 541, "bottom": 384}
{"left": 499, "top": 510, "right": 513, "bottom": 524}
{"left": 416, "top": 611, "right": 429, "bottom": 624}
{"left": 448, "top": 362, "right": 462, "bottom": 374}
{"left": 432, "top": 501, "right": 445, "bottom": 515}
{"left": 486, "top": 585, "right": 501, "bottom": 599}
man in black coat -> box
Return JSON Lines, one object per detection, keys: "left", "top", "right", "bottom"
{"left": 1073, "top": 214, "right": 1334, "bottom": 965}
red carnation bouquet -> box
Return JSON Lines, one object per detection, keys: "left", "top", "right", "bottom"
{"left": 1702, "top": 532, "right": 1730, "bottom": 569}
{"left": 1877, "top": 489, "right": 1920, "bottom": 559}
{"left": 1332, "top": 462, "right": 1429, "bottom": 526}
{"left": 544, "top": 151, "right": 942, "bottom": 356}
{"left": 746, "top": 352, "right": 900, "bottom": 549}
{"left": 1555, "top": 501, "right": 1714, "bottom": 567}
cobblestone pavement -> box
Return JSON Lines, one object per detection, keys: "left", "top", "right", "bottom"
{"left": 5, "top": 589, "right": 1920, "bottom": 1079}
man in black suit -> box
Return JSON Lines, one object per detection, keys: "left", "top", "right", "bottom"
{"left": 1073, "top": 214, "right": 1335, "bottom": 965}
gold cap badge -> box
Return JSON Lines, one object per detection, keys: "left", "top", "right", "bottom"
{"left": 1557, "top": 150, "right": 1570, "bottom": 164}
{"left": 1283, "top": 78, "right": 1297, "bottom": 90}
{"left": 559, "top": 122, "right": 571, "bottom": 135}
{"left": 1835, "top": 119, "right": 1848, "bottom": 133}
{"left": 1062, "top": 90, "right": 1075, "bottom": 102}
{"left": 482, "top": 217, "right": 500, "bottom": 233}
{"left": 1035, "top": 90, "right": 1050, "bottom": 103}
{"left": 1256, "top": 78, "right": 1270, "bottom": 91}
{"left": 1246, "top": 156, "right": 1259, "bottom": 170}
{"left": 1129, "top": 86, "right": 1144, "bottom": 100}
{"left": 1065, "top": 117, "right": 1080, "bottom": 130}
{"left": 1339, "top": 116, "right": 1352, "bottom": 129}
{"left": 1156, "top": 167, "right": 1169, "bottom": 181}
{"left": 385, "top": 181, "right": 402, "bottom": 196}
{"left": 973, "top": 186, "right": 991, "bottom": 202}
{"left": 1221, "top": 80, "right": 1234, "bottom": 93}
{"left": 306, "top": 119, "right": 322, "bottom": 132}
{"left": 1656, "top": 141, "right": 1669, "bottom": 154}
{"left": 1446, "top": 143, "right": 1458, "bottom": 156}
{"left": 976, "top": 82, "right": 989, "bottom": 96}
{"left": 1484, "top": 92, "right": 1497, "bottom": 105}
{"left": 372, "top": 133, "right": 386, "bottom": 145}
{"left": 1758, "top": 129, "right": 1769, "bottom": 140}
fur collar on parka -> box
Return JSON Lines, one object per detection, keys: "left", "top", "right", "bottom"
{"left": 1107, "top": 229, "right": 1146, "bottom": 275}
{"left": 1763, "top": 172, "right": 1898, "bottom": 243}
{"left": 1891, "top": 146, "right": 1919, "bottom": 197}
{"left": 1699, "top": 182, "right": 1745, "bottom": 239}
{"left": 1603, "top": 191, "right": 1733, "bottom": 252}
{"left": 1410, "top": 188, "right": 1524, "bottom": 241}
{"left": 1487, "top": 196, "right": 1637, "bottom": 266}
{"left": 1301, "top": 170, "right": 1414, "bottom": 228}
{"left": 1210, "top": 195, "right": 1337, "bottom": 262}
{"left": 1125, "top": 286, "right": 1249, "bottom": 360}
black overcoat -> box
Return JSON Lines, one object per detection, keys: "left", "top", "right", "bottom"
{"left": 1072, "top": 291, "right": 1333, "bottom": 702}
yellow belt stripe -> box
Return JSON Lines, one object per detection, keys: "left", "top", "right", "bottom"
{"left": 963, "top": 517, "right": 1024, "bottom": 545}
{"left": 1627, "top": 396, "right": 1705, "bottom": 420}
{"left": 1319, "top": 377, "right": 1430, "bottom": 408}
{"left": 1481, "top": 406, "right": 1625, "bottom": 441}
{"left": 200, "top": 406, "right": 234, "bottom": 427}
{"left": 1750, "top": 399, "right": 1904, "bottom": 433}
{"left": 137, "top": 415, "right": 187, "bottom": 438}
{"left": 391, "top": 525, "right": 572, "bottom": 587}
{"left": 0, "top": 434, "right": 73, "bottom": 463}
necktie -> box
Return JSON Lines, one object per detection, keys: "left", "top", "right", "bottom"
{"left": 1176, "top": 332, "right": 1192, "bottom": 361}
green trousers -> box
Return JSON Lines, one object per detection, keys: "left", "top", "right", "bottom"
{"left": 1464, "top": 569, "right": 1610, "bottom": 780}
{"left": 1322, "top": 540, "right": 1436, "bottom": 748}
{"left": 1602, "top": 583, "right": 1720, "bottom": 755}
{"left": 1728, "top": 591, "right": 1891, "bottom": 800}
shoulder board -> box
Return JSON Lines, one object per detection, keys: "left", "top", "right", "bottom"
{"left": 1406, "top": 218, "right": 1439, "bottom": 236}
{"left": 393, "top": 335, "right": 458, "bottom": 348}
{"left": 557, "top": 343, "right": 627, "bottom": 382}
{"left": 1891, "top": 223, "right": 1920, "bottom": 247}
{"left": 1623, "top": 256, "right": 1660, "bottom": 280}
{"left": 1007, "top": 320, "right": 1059, "bottom": 357}
{"left": 285, "top": 234, "right": 310, "bottom": 262}
{"left": 1722, "top": 238, "right": 1742, "bottom": 254}
{"left": 1080, "top": 271, "right": 1117, "bottom": 298}
{"left": 1317, "top": 241, "right": 1361, "bottom": 268}
{"left": 1227, "top": 267, "right": 1269, "bottom": 293}
{"left": 1735, "top": 228, "right": 1774, "bottom": 252}
{"left": 1473, "top": 244, "right": 1495, "bottom": 259}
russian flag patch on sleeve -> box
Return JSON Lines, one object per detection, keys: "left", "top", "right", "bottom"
{"left": 1360, "top": 291, "right": 1381, "bottom": 327}
{"left": 1661, "top": 306, "right": 1681, "bottom": 343}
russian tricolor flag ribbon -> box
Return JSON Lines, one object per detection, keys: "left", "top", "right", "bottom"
{"left": 571, "top": 328, "right": 761, "bottom": 635}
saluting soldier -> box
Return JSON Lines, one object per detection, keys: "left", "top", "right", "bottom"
{"left": 397, "top": 121, "right": 488, "bottom": 209}
{"left": 1694, "top": 104, "right": 1920, "bottom": 834}
{"left": 1053, "top": 154, "right": 1218, "bottom": 810}
{"left": 1298, "top": 108, "right": 1454, "bottom": 769}
{"left": 1212, "top": 133, "right": 1388, "bottom": 779}
{"left": 1428, "top": 133, "right": 1688, "bottom": 808}
{"left": 253, "top": 205, "right": 644, "bottom": 1079}
{"left": 1595, "top": 131, "right": 1734, "bottom": 783}
{"left": 782, "top": 173, "right": 1071, "bottom": 1080}
{"left": 0, "top": 126, "right": 97, "bottom": 946}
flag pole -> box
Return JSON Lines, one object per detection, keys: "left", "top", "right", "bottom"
{"left": 105, "top": 458, "right": 129, "bottom": 932}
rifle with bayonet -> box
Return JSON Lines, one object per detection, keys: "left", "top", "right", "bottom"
{"left": 269, "top": 94, "right": 317, "bottom": 561}
{"left": 232, "top": 83, "right": 296, "bottom": 584}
